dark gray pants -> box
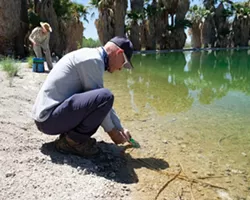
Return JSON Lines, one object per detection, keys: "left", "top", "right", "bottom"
{"left": 33, "top": 44, "right": 53, "bottom": 70}
{"left": 35, "top": 88, "right": 114, "bottom": 142}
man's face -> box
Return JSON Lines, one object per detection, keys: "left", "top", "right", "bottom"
{"left": 107, "top": 49, "right": 126, "bottom": 73}
{"left": 42, "top": 28, "right": 48, "bottom": 34}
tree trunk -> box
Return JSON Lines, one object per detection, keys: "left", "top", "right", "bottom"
{"left": 155, "top": 8, "right": 168, "bottom": 49}
{"left": 14, "top": 0, "right": 29, "bottom": 58}
{"left": 214, "top": 3, "right": 231, "bottom": 47}
{"left": 0, "top": 0, "right": 21, "bottom": 55}
{"left": 114, "top": 0, "right": 127, "bottom": 37}
{"left": 233, "top": 15, "right": 250, "bottom": 47}
{"left": 174, "top": 0, "right": 189, "bottom": 49}
{"left": 59, "top": 19, "right": 84, "bottom": 54}
{"left": 130, "top": 21, "right": 141, "bottom": 50}
{"left": 35, "top": 0, "right": 61, "bottom": 55}
{"left": 95, "top": 8, "right": 114, "bottom": 45}
{"left": 201, "top": 15, "right": 216, "bottom": 48}
{"left": 129, "top": 0, "right": 144, "bottom": 50}
{"left": 145, "top": 0, "right": 157, "bottom": 50}
{"left": 190, "top": 22, "right": 202, "bottom": 48}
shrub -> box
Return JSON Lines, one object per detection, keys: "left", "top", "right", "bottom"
{"left": 82, "top": 37, "right": 101, "bottom": 48}
{"left": 27, "top": 56, "right": 33, "bottom": 68}
{"left": 0, "top": 57, "right": 20, "bottom": 86}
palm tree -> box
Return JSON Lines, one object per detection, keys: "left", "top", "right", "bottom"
{"left": 89, "top": 0, "right": 127, "bottom": 45}
{"left": 127, "top": 0, "right": 144, "bottom": 50}
{"left": 144, "top": 0, "right": 157, "bottom": 50}
{"left": 232, "top": 1, "right": 250, "bottom": 47}
{"left": 0, "top": 0, "right": 21, "bottom": 55}
{"left": 15, "top": 0, "right": 29, "bottom": 58}
{"left": 187, "top": 5, "right": 204, "bottom": 48}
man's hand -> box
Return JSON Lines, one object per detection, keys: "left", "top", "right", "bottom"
{"left": 108, "top": 128, "right": 131, "bottom": 145}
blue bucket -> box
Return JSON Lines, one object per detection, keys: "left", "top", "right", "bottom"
{"left": 32, "top": 58, "right": 45, "bottom": 73}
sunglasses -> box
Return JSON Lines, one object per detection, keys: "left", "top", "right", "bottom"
{"left": 122, "top": 52, "right": 133, "bottom": 69}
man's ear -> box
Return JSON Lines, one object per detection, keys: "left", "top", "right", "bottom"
{"left": 116, "top": 49, "right": 124, "bottom": 55}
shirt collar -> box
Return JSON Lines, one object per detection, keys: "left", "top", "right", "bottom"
{"left": 99, "top": 47, "right": 109, "bottom": 71}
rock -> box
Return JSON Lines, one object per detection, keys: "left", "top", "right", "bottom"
{"left": 79, "top": 169, "right": 88, "bottom": 175}
{"left": 162, "top": 140, "right": 168, "bottom": 144}
{"left": 76, "top": 166, "right": 81, "bottom": 172}
{"left": 108, "top": 172, "right": 116, "bottom": 178}
{"left": 206, "top": 172, "right": 215, "bottom": 176}
{"left": 5, "top": 172, "right": 16, "bottom": 178}
{"left": 241, "top": 152, "right": 247, "bottom": 157}
{"left": 172, "top": 118, "right": 177, "bottom": 122}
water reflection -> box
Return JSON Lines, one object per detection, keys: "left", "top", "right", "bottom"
{"left": 128, "top": 50, "right": 250, "bottom": 115}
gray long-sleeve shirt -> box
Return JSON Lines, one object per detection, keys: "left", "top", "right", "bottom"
{"left": 32, "top": 47, "right": 123, "bottom": 132}
{"left": 29, "top": 27, "right": 50, "bottom": 48}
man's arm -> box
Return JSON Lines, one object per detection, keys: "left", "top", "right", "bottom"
{"left": 98, "top": 83, "right": 131, "bottom": 144}
{"left": 29, "top": 27, "right": 39, "bottom": 45}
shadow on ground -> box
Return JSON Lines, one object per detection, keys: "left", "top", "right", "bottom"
{"left": 40, "top": 140, "right": 169, "bottom": 184}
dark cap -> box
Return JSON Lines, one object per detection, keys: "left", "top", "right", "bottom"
{"left": 109, "top": 36, "right": 134, "bottom": 69}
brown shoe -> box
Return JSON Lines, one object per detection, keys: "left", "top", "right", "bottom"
{"left": 55, "top": 135, "right": 99, "bottom": 157}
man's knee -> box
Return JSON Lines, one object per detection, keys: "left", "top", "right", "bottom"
{"left": 99, "top": 88, "right": 114, "bottom": 103}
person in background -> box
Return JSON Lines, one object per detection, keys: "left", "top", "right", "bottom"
{"left": 32, "top": 36, "right": 134, "bottom": 157}
{"left": 29, "top": 22, "right": 53, "bottom": 70}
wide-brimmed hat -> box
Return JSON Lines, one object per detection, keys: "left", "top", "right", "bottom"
{"left": 109, "top": 36, "right": 134, "bottom": 69}
{"left": 40, "top": 22, "right": 52, "bottom": 32}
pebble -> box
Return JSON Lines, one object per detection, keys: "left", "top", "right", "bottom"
{"left": 110, "top": 182, "right": 114, "bottom": 187}
{"left": 206, "top": 172, "right": 215, "bottom": 176}
{"left": 108, "top": 172, "right": 116, "bottom": 178}
{"left": 79, "top": 169, "right": 88, "bottom": 175}
{"left": 241, "top": 152, "right": 247, "bottom": 157}
{"left": 192, "top": 169, "right": 198, "bottom": 174}
{"left": 162, "top": 140, "right": 168, "bottom": 144}
{"left": 5, "top": 172, "right": 16, "bottom": 178}
{"left": 77, "top": 166, "right": 81, "bottom": 172}
{"left": 231, "top": 169, "right": 243, "bottom": 174}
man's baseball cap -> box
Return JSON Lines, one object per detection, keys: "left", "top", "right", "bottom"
{"left": 110, "top": 36, "right": 134, "bottom": 69}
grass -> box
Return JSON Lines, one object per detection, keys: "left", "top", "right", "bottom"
{"left": 27, "top": 56, "right": 33, "bottom": 68}
{"left": 0, "top": 57, "right": 20, "bottom": 86}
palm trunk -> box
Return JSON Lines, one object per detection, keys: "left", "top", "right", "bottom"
{"left": 233, "top": 15, "right": 250, "bottom": 47}
{"left": 129, "top": 0, "right": 144, "bottom": 51}
{"left": 145, "top": 0, "right": 157, "bottom": 50}
{"left": 0, "top": 0, "right": 21, "bottom": 55}
{"left": 95, "top": 8, "right": 114, "bottom": 45}
{"left": 14, "top": 0, "right": 29, "bottom": 58}
{"left": 114, "top": 0, "right": 127, "bottom": 37}
{"left": 35, "top": 0, "right": 61, "bottom": 55}
{"left": 190, "top": 22, "right": 202, "bottom": 48}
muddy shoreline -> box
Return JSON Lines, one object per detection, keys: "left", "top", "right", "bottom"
{"left": 0, "top": 64, "right": 249, "bottom": 200}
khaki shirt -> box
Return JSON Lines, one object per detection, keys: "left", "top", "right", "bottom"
{"left": 29, "top": 27, "right": 50, "bottom": 47}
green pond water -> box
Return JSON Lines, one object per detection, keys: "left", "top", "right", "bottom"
{"left": 104, "top": 49, "right": 250, "bottom": 197}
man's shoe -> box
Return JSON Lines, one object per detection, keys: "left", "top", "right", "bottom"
{"left": 55, "top": 135, "right": 99, "bottom": 157}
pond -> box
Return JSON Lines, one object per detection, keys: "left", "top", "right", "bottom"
{"left": 104, "top": 49, "right": 250, "bottom": 199}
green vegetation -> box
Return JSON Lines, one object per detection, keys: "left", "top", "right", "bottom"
{"left": 53, "top": 0, "right": 88, "bottom": 21}
{"left": 82, "top": 38, "right": 101, "bottom": 48}
{"left": 0, "top": 57, "right": 20, "bottom": 86}
{"left": 27, "top": 56, "right": 33, "bottom": 68}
